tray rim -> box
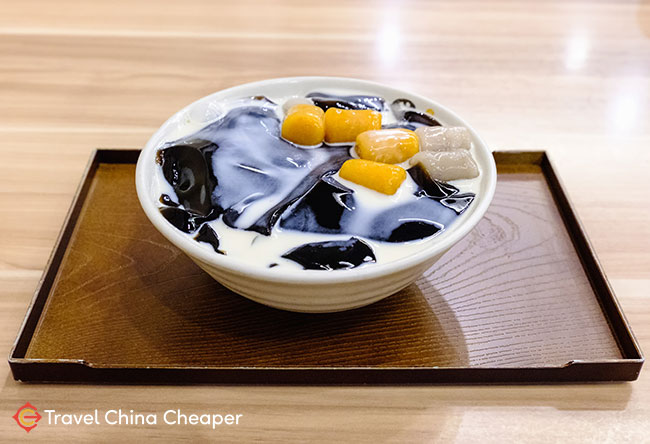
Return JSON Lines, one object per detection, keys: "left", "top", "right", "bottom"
{"left": 8, "top": 149, "right": 644, "bottom": 384}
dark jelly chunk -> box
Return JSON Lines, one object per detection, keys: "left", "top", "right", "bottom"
{"left": 392, "top": 98, "right": 416, "bottom": 109}
{"left": 307, "top": 92, "right": 385, "bottom": 112}
{"left": 160, "top": 207, "right": 197, "bottom": 233}
{"left": 408, "top": 164, "right": 459, "bottom": 199}
{"left": 189, "top": 105, "right": 350, "bottom": 234}
{"left": 246, "top": 150, "right": 350, "bottom": 235}
{"left": 387, "top": 220, "right": 443, "bottom": 243}
{"left": 403, "top": 110, "right": 441, "bottom": 127}
{"left": 157, "top": 139, "right": 219, "bottom": 217}
{"left": 281, "top": 237, "right": 376, "bottom": 270}
{"left": 159, "top": 207, "right": 219, "bottom": 234}
{"left": 440, "top": 194, "right": 475, "bottom": 214}
{"left": 159, "top": 194, "right": 179, "bottom": 207}
{"left": 279, "top": 173, "right": 354, "bottom": 233}
{"left": 390, "top": 98, "right": 441, "bottom": 127}
{"left": 194, "top": 224, "right": 225, "bottom": 254}
{"left": 300, "top": 174, "right": 354, "bottom": 229}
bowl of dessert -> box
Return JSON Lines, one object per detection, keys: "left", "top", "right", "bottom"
{"left": 135, "top": 77, "right": 496, "bottom": 312}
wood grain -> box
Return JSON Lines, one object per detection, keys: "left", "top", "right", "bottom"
{"left": 1, "top": 0, "right": 649, "bottom": 441}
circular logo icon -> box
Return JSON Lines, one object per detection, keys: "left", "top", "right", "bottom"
{"left": 13, "top": 403, "right": 42, "bottom": 432}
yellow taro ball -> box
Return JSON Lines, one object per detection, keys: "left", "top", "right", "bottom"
{"left": 281, "top": 104, "right": 325, "bottom": 146}
{"left": 339, "top": 159, "right": 406, "bottom": 195}
{"left": 355, "top": 129, "right": 419, "bottom": 164}
{"left": 324, "top": 108, "right": 382, "bottom": 143}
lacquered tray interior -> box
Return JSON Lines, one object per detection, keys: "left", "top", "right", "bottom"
{"left": 10, "top": 150, "right": 643, "bottom": 383}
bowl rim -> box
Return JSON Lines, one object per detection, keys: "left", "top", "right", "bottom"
{"left": 135, "top": 76, "right": 497, "bottom": 284}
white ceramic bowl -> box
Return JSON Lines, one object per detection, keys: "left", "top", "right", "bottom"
{"left": 136, "top": 77, "right": 496, "bottom": 313}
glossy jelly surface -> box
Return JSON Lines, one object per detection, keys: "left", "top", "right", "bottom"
{"left": 153, "top": 93, "right": 479, "bottom": 270}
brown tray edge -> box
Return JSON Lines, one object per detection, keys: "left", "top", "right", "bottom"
{"left": 8, "top": 149, "right": 140, "bottom": 367}
{"left": 540, "top": 153, "right": 644, "bottom": 363}
{"left": 498, "top": 151, "right": 644, "bottom": 364}
{"left": 8, "top": 149, "right": 644, "bottom": 384}
{"left": 8, "top": 361, "right": 643, "bottom": 385}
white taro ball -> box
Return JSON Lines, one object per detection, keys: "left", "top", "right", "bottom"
{"left": 415, "top": 126, "right": 471, "bottom": 152}
{"left": 409, "top": 151, "right": 479, "bottom": 181}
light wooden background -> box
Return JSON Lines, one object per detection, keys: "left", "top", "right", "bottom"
{"left": 1, "top": 0, "right": 649, "bottom": 441}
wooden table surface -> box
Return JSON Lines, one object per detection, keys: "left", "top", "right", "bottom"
{"left": 1, "top": 0, "right": 649, "bottom": 441}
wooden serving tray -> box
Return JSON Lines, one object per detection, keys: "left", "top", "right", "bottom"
{"left": 9, "top": 150, "right": 643, "bottom": 384}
